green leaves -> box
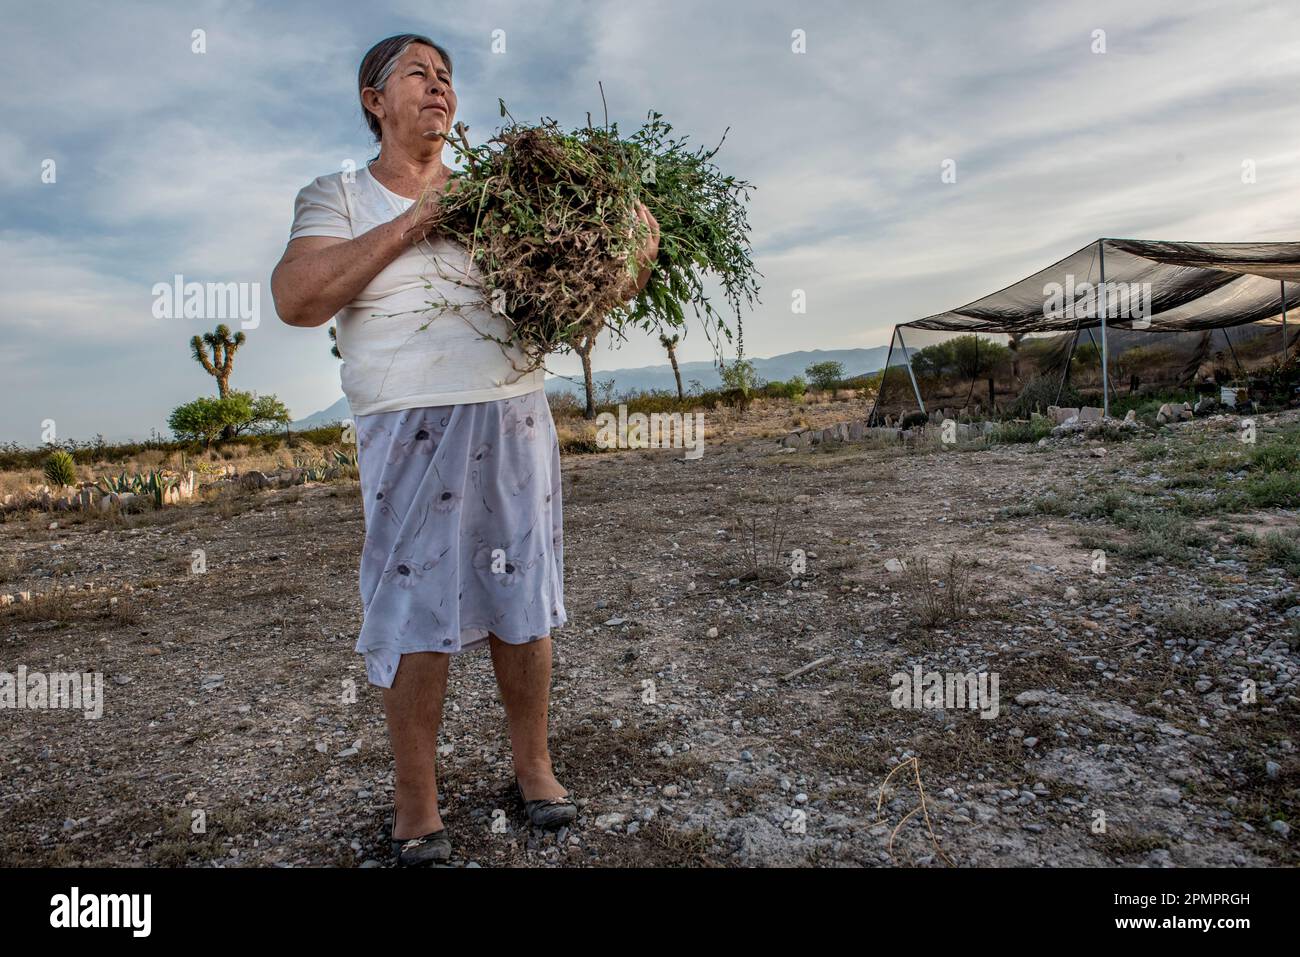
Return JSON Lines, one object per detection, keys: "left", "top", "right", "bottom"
{"left": 428, "top": 107, "right": 760, "bottom": 365}
{"left": 42, "top": 450, "right": 77, "bottom": 488}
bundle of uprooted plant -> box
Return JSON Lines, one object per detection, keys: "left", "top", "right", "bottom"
{"left": 411, "top": 100, "right": 759, "bottom": 371}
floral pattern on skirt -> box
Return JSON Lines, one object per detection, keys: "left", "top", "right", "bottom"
{"left": 353, "top": 388, "right": 565, "bottom": 688}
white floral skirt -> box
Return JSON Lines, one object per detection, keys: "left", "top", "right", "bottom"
{"left": 353, "top": 388, "right": 566, "bottom": 688}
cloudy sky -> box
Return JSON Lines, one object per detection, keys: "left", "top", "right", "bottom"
{"left": 3, "top": 0, "right": 1298, "bottom": 442}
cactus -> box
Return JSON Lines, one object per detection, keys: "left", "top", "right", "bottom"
{"left": 43, "top": 451, "right": 77, "bottom": 488}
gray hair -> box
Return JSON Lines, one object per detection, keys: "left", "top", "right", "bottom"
{"left": 358, "top": 34, "right": 454, "bottom": 143}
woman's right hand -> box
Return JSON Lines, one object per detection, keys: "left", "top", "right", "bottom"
{"left": 400, "top": 176, "right": 461, "bottom": 244}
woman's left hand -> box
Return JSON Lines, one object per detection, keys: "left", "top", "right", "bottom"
{"left": 618, "top": 202, "right": 659, "bottom": 301}
{"left": 633, "top": 202, "right": 660, "bottom": 270}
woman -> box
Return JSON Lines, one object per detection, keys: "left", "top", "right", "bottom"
{"left": 271, "top": 34, "right": 658, "bottom": 866}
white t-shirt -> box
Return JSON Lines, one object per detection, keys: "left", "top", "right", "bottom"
{"left": 288, "top": 166, "right": 546, "bottom": 415}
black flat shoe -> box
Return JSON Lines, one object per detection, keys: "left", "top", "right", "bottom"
{"left": 389, "top": 812, "right": 452, "bottom": 866}
{"left": 515, "top": 779, "right": 578, "bottom": 831}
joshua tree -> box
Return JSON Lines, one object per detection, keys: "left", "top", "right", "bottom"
{"left": 190, "top": 323, "right": 246, "bottom": 439}
{"left": 660, "top": 332, "right": 684, "bottom": 400}
{"left": 191, "top": 323, "right": 245, "bottom": 398}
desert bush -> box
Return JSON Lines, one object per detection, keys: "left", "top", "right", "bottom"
{"left": 986, "top": 417, "right": 1051, "bottom": 444}
{"left": 900, "top": 554, "right": 972, "bottom": 628}
{"left": 1007, "top": 375, "right": 1080, "bottom": 418}
{"left": 805, "top": 361, "right": 844, "bottom": 392}
{"left": 1254, "top": 530, "right": 1300, "bottom": 576}
{"left": 761, "top": 377, "right": 807, "bottom": 401}
{"left": 1156, "top": 603, "right": 1244, "bottom": 641}
{"left": 42, "top": 451, "right": 77, "bottom": 488}
{"left": 547, "top": 389, "right": 585, "bottom": 419}
{"left": 731, "top": 492, "right": 791, "bottom": 581}
{"left": 1118, "top": 510, "right": 1209, "bottom": 562}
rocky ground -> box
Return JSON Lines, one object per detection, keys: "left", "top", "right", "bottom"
{"left": 1, "top": 404, "right": 1296, "bottom": 868}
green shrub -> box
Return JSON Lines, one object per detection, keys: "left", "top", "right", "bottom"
{"left": 760, "top": 376, "right": 808, "bottom": 400}
{"left": 805, "top": 361, "right": 844, "bottom": 392}
{"left": 1255, "top": 530, "right": 1300, "bottom": 575}
{"left": 989, "top": 417, "right": 1052, "bottom": 444}
{"left": 1007, "top": 375, "right": 1080, "bottom": 418}
{"left": 42, "top": 450, "right": 77, "bottom": 488}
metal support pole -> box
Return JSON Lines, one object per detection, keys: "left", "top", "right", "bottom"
{"left": 866, "top": 328, "right": 898, "bottom": 426}
{"left": 1054, "top": 323, "right": 1082, "bottom": 406}
{"left": 1283, "top": 281, "right": 1289, "bottom": 363}
{"left": 1085, "top": 327, "right": 1120, "bottom": 402}
{"left": 895, "top": 328, "right": 928, "bottom": 417}
{"left": 1221, "top": 327, "right": 1245, "bottom": 379}
{"left": 1098, "top": 239, "right": 1110, "bottom": 418}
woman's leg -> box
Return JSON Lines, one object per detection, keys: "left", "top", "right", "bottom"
{"left": 382, "top": 651, "right": 451, "bottom": 838}
{"left": 488, "top": 634, "right": 568, "bottom": 800}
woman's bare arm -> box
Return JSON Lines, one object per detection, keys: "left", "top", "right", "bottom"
{"left": 271, "top": 195, "right": 449, "bottom": 328}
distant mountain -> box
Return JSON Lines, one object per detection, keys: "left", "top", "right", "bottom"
{"left": 293, "top": 395, "right": 351, "bottom": 430}
{"left": 291, "top": 346, "right": 891, "bottom": 426}
{"left": 544, "top": 346, "right": 891, "bottom": 398}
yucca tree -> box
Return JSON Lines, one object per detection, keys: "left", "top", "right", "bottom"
{"left": 190, "top": 323, "right": 246, "bottom": 440}
{"left": 660, "top": 332, "right": 683, "bottom": 400}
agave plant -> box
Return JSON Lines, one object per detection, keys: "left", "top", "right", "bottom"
{"left": 43, "top": 450, "right": 77, "bottom": 488}
{"left": 97, "top": 471, "right": 136, "bottom": 494}
{"left": 96, "top": 468, "right": 179, "bottom": 506}
{"left": 140, "top": 469, "right": 180, "bottom": 508}
{"left": 330, "top": 447, "right": 358, "bottom": 468}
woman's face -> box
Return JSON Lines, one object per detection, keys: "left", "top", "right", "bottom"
{"left": 369, "top": 44, "right": 458, "bottom": 151}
